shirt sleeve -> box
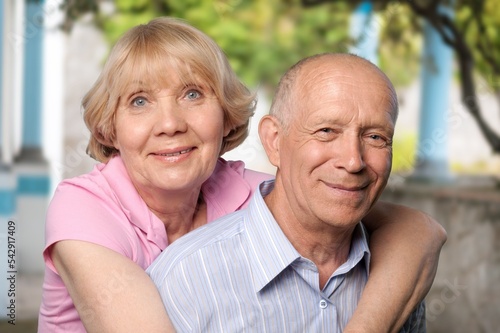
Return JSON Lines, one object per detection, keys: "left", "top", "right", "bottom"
{"left": 153, "top": 262, "right": 200, "bottom": 332}
{"left": 399, "top": 301, "right": 427, "bottom": 333}
{"left": 43, "top": 180, "right": 134, "bottom": 273}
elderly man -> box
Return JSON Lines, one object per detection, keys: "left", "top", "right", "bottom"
{"left": 147, "top": 53, "right": 426, "bottom": 332}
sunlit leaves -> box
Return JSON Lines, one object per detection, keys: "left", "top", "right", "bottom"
{"left": 59, "top": 0, "right": 499, "bottom": 94}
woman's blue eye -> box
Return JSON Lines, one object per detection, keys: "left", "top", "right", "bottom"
{"left": 132, "top": 97, "right": 147, "bottom": 107}
{"left": 186, "top": 90, "right": 201, "bottom": 100}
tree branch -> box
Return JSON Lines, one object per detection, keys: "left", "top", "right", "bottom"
{"left": 474, "top": 12, "right": 500, "bottom": 76}
{"left": 406, "top": 0, "right": 500, "bottom": 152}
{"left": 301, "top": 0, "right": 336, "bottom": 7}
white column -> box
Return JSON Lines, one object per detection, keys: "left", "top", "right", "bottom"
{"left": 43, "top": 0, "right": 65, "bottom": 192}
{"left": 1, "top": 0, "right": 24, "bottom": 165}
{"left": 0, "top": 0, "right": 24, "bottom": 318}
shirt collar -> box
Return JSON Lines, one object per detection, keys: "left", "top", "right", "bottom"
{"left": 328, "top": 223, "right": 371, "bottom": 278}
{"left": 100, "top": 155, "right": 168, "bottom": 249}
{"left": 99, "top": 156, "right": 253, "bottom": 249}
{"left": 245, "top": 179, "right": 371, "bottom": 293}
{"left": 201, "top": 158, "right": 252, "bottom": 221}
{"left": 245, "top": 180, "right": 301, "bottom": 292}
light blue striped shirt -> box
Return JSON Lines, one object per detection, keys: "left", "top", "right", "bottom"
{"left": 147, "top": 180, "right": 425, "bottom": 332}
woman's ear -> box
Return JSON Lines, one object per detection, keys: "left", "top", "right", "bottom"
{"left": 96, "top": 130, "right": 117, "bottom": 150}
{"left": 223, "top": 124, "right": 232, "bottom": 137}
{"left": 258, "top": 115, "right": 281, "bottom": 168}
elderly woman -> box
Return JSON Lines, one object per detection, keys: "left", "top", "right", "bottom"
{"left": 38, "top": 17, "right": 446, "bottom": 333}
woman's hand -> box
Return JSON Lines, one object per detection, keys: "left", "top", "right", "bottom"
{"left": 52, "top": 240, "right": 176, "bottom": 333}
{"left": 344, "top": 201, "right": 447, "bottom": 333}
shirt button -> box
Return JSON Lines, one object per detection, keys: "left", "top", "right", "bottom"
{"left": 319, "top": 299, "right": 328, "bottom": 309}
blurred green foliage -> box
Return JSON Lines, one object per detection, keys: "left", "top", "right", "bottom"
{"left": 59, "top": 0, "right": 500, "bottom": 156}
{"left": 456, "top": 0, "right": 500, "bottom": 94}
{"left": 392, "top": 131, "right": 500, "bottom": 175}
{"left": 95, "top": 0, "right": 353, "bottom": 91}
{"left": 451, "top": 159, "right": 500, "bottom": 174}
{"left": 58, "top": 1, "right": 425, "bottom": 91}
{"left": 59, "top": 0, "right": 499, "bottom": 94}
{"left": 392, "top": 132, "right": 417, "bottom": 173}
{"left": 378, "top": 3, "right": 422, "bottom": 87}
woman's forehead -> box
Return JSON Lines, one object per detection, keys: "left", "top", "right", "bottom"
{"left": 114, "top": 58, "right": 209, "bottom": 92}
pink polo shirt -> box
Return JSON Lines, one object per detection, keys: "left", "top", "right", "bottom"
{"left": 38, "top": 156, "right": 272, "bottom": 332}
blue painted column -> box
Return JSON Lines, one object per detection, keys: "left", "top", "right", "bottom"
{"left": 0, "top": 0, "right": 4, "bottom": 152}
{"left": 349, "top": 0, "right": 380, "bottom": 65}
{"left": 411, "top": 4, "right": 454, "bottom": 182}
{"left": 17, "top": 0, "right": 45, "bottom": 162}
{"left": 0, "top": 0, "right": 13, "bottom": 320}
{"left": 0, "top": 166, "right": 17, "bottom": 320}
{"left": 0, "top": 168, "right": 17, "bottom": 218}
{"left": 14, "top": 0, "right": 50, "bottom": 274}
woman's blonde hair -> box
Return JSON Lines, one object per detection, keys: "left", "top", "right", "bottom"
{"left": 83, "top": 17, "right": 256, "bottom": 162}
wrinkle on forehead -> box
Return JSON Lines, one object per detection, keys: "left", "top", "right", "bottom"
{"left": 294, "top": 57, "right": 398, "bottom": 121}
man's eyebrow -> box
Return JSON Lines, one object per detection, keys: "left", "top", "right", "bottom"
{"left": 308, "top": 116, "right": 342, "bottom": 126}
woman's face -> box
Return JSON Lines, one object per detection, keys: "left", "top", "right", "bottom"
{"left": 112, "top": 69, "right": 229, "bottom": 196}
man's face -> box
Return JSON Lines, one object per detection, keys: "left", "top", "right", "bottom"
{"left": 275, "top": 61, "right": 396, "bottom": 230}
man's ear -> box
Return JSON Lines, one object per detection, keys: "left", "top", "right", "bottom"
{"left": 258, "top": 115, "right": 281, "bottom": 168}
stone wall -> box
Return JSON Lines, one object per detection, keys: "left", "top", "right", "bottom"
{"left": 380, "top": 178, "right": 500, "bottom": 333}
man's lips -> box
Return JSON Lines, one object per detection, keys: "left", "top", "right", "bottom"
{"left": 323, "top": 181, "right": 368, "bottom": 191}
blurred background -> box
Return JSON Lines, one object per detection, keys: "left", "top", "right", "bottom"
{"left": 0, "top": 0, "right": 499, "bottom": 332}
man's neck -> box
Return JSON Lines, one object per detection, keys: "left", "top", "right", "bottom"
{"left": 263, "top": 185, "right": 356, "bottom": 289}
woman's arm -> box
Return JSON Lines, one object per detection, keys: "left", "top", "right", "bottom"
{"left": 344, "top": 201, "right": 447, "bottom": 333}
{"left": 52, "top": 240, "right": 175, "bottom": 333}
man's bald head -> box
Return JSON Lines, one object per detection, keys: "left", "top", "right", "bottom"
{"left": 269, "top": 53, "right": 398, "bottom": 132}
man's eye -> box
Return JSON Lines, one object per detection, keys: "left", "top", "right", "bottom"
{"left": 132, "top": 97, "right": 147, "bottom": 107}
{"left": 366, "top": 134, "right": 391, "bottom": 148}
{"left": 315, "top": 128, "right": 339, "bottom": 141}
{"left": 186, "top": 90, "right": 201, "bottom": 100}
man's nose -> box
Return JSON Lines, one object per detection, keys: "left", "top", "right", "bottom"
{"left": 333, "top": 134, "right": 366, "bottom": 173}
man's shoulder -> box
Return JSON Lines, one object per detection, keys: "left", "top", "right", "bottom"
{"left": 147, "top": 209, "right": 247, "bottom": 279}
{"left": 175, "top": 209, "right": 247, "bottom": 251}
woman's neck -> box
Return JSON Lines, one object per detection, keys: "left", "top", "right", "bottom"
{"left": 138, "top": 186, "right": 208, "bottom": 244}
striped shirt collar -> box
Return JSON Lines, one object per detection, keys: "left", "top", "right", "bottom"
{"left": 245, "top": 179, "right": 371, "bottom": 293}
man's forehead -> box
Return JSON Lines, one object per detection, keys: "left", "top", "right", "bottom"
{"left": 300, "top": 62, "right": 378, "bottom": 86}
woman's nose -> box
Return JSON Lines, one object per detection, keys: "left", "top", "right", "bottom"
{"left": 154, "top": 98, "right": 188, "bottom": 136}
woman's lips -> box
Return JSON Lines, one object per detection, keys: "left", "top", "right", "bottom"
{"left": 151, "top": 147, "right": 196, "bottom": 162}
{"left": 155, "top": 147, "right": 194, "bottom": 157}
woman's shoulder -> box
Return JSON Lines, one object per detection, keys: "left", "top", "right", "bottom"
{"left": 44, "top": 157, "right": 142, "bottom": 259}
{"left": 216, "top": 158, "right": 274, "bottom": 185}
{"left": 202, "top": 158, "right": 274, "bottom": 219}
{"left": 51, "top": 163, "right": 114, "bottom": 206}
{"left": 46, "top": 157, "right": 136, "bottom": 240}
{"left": 52, "top": 156, "right": 130, "bottom": 203}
